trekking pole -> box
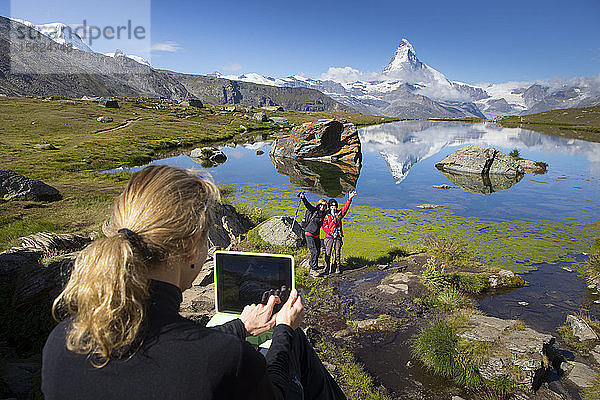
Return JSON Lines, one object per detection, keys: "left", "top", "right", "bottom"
{"left": 288, "top": 192, "right": 304, "bottom": 238}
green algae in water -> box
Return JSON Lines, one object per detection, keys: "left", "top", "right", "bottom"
{"left": 227, "top": 183, "right": 599, "bottom": 273}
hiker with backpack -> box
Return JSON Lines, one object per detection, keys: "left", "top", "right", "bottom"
{"left": 299, "top": 192, "right": 328, "bottom": 277}
{"left": 323, "top": 191, "right": 356, "bottom": 274}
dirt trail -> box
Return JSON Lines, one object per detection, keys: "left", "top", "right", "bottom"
{"left": 93, "top": 117, "right": 142, "bottom": 134}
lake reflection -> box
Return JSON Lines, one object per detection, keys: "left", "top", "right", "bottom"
{"left": 270, "top": 156, "right": 360, "bottom": 197}
{"left": 107, "top": 121, "right": 600, "bottom": 225}
{"left": 357, "top": 121, "right": 600, "bottom": 223}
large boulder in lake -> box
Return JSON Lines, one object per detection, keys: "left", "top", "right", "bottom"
{"left": 270, "top": 119, "right": 362, "bottom": 165}
{"left": 435, "top": 145, "right": 524, "bottom": 177}
{"left": 0, "top": 170, "right": 60, "bottom": 201}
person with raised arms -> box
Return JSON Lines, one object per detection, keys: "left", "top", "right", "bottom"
{"left": 322, "top": 191, "right": 356, "bottom": 274}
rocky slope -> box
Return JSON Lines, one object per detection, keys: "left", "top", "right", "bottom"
{"left": 0, "top": 17, "right": 352, "bottom": 112}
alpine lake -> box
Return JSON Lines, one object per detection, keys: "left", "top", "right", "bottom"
{"left": 107, "top": 120, "right": 600, "bottom": 396}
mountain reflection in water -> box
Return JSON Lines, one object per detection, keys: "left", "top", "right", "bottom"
{"left": 359, "top": 120, "right": 600, "bottom": 184}
{"left": 104, "top": 121, "right": 600, "bottom": 224}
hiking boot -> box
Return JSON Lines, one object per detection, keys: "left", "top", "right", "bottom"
{"left": 334, "top": 265, "right": 341, "bottom": 274}
{"left": 310, "top": 268, "right": 325, "bottom": 278}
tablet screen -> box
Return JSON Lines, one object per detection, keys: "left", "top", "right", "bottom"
{"left": 214, "top": 252, "right": 294, "bottom": 314}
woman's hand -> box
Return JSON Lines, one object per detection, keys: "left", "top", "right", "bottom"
{"left": 349, "top": 191, "right": 356, "bottom": 199}
{"left": 275, "top": 289, "right": 304, "bottom": 330}
{"left": 240, "top": 295, "right": 280, "bottom": 336}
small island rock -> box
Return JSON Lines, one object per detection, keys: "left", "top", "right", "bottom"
{"left": 435, "top": 145, "right": 524, "bottom": 177}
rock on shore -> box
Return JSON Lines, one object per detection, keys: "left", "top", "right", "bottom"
{"left": 458, "top": 314, "right": 555, "bottom": 389}
{"left": 0, "top": 170, "right": 60, "bottom": 201}
{"left": 256, "top": 216, "right": 304, "bottom": 248}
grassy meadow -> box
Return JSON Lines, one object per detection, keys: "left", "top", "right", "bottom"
{"left": 0, "top": 96, "right": 398, "bottom": 251}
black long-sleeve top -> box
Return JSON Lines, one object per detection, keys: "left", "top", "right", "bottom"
{"left": 301, "top": 196, "right": 326, "bottom": 236}
{"left": 42, "top": 280, "right": 294, "bottom": 400}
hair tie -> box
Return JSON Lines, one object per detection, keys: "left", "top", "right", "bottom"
{"left": 117, "top": 228, "right": 137, "bottom": 240}
{"left": 117, "top": 228, "right": 153, "bottom": 262}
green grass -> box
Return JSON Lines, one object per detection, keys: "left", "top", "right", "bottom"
{"left": 496, "top": 106, "right": 600, "bottom": 142}
{"left": 557, "top": 322, "right": 597, "bottom": 355}
{"left": 314, "top": 340, "right": 392, "bottom": 400}
{"left": 583, "top": 373, "right": 600, "bottom": 400}
{"left": 0, "top": 216, "right": 60, "bottom": 252}
{"left": 587, "top": 237, "right": 600, "bottom": 285}
{"left": 0, "top": 183, "right": 120, "bottom": 251}
{"left": 414, "top": 288, "right": 473, "bottom": 312}
{"left": 0, "top": 97, "right": 394, "bottom": 252}
{"left": 0, "top": 96, "right": 396, "bottom": 183}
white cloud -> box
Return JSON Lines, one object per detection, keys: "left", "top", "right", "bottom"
{"left": 319, "top": 66, "right": 381, "bottom": 83}
{"left": 151, "top": 41, "right": 181, "bottom": 53}
{"left": 415, "top": 84, "right": 471, "bottom": 102}
{"left": 221, "top": 63, "right": 243, "bottom": 72}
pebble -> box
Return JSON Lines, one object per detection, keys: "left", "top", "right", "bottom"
{"left": 588, "top": 284, "right": 597, "bottom": 290}
{"left": 518, "top": 301, "right": 529, "bottom": 306}
{"left": 562, "top": 267, "right": 573, "bottom": 272}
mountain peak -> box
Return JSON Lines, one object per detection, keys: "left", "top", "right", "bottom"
{"left": 382, "top": 38, "right": 422, "bottom": 74}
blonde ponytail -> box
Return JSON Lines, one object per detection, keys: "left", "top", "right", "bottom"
{"left": 53, "top": 166, "right": 219, "bottom": 366}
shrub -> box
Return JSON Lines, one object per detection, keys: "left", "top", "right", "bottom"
{"left": 446, "top": 272, "right": 489, "bottom": 294}
{"left": 421, "top": 258, "right": 449, "bottom": 292}
{"left": 413, "top": 319, "right": 482, "bottom": 389}
{"left": 437, "top": 288, "right": 473, "bottom": 311}
{"left": 413, "top": 319, "right": 458, "bottom": 377}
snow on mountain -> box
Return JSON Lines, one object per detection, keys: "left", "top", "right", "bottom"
{"left": 105, "top": 49, "right": 150, "bottom": 66}
{"left": 382, "top": 38, "right": 451, "bottom": 87}
{"left": 11, "top": 17, "right": 150, "bottom": 66}
{"left": 220, "top": 39, "right": 484, "bottom": 118}
{"left": 10, "top": 18, "right": 92, "bottom": 52}
{"left": 216, "top": 39, "right": 600, "bottom": 119}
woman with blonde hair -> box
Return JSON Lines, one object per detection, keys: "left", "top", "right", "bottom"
{"left": 42, "top": 165, "right": 345, "bottom": 400}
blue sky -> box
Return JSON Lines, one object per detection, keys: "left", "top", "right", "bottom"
{"left": 2, "top": 0, "right": 599, "bottom": 84}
